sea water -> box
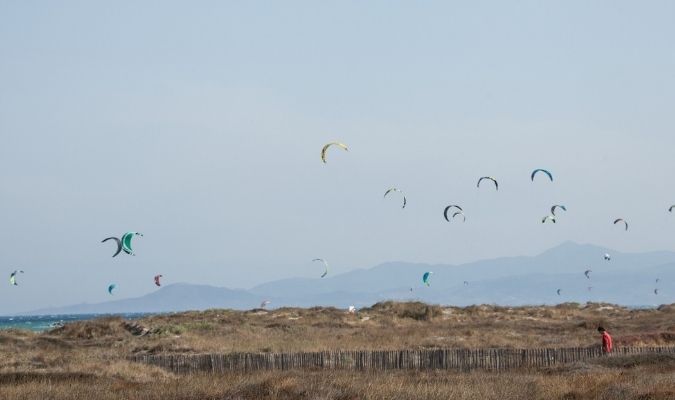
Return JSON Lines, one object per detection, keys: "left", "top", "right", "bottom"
{"left": 0, "top": 313, "right": 154, "bottom": 332}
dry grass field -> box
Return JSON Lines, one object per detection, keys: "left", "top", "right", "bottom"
{"left": 1, "top": 301, "right": 674, "bottom": 399}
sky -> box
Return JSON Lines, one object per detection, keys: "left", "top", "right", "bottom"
{"left": 1, "top": 1, "right": 675, "bottom": 313}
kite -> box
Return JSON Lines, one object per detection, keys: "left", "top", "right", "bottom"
{"left": 313, "top": 258, "right": 329, "bottom": 278}
{"left": 108, "top": 284, "right": 117, "bottom": 295}
{"left": 9, "top": 270, "right": 23, "bottom": 286}
{"left": 121, "top": 232, "right": 143, "bottom": 255}
{"left": 542, "top": 215, "right": 556, "bottom": 224}
{"left": 453, "top": 212, "right": 466, "bottom": 222}
{"left": 550, "top": 205, "right": 567, "bottom": 216}
{"left": 531, "top": 169, "right": 553, "bottom": 182}
{"left": 320, "top": 142, "right": 348, "bottom": 163}
{"left": 477, "top": 177, "right": 498, "bottom": 191}
{"left": 102, "top": 232, "right": 143, "bottom": 257}
{"left": 101, "top": 237, "right": 122, "bottom": 257}
{"left": 613, "top": 219, "right": 628, "bottom": 231}
{"left": 154, "top": 275, "right": 163, "bottom": 287}
{"left": 584, "top": 269, "right": 592, "bottom": 279}
{"left": 384, "top": 188, "right": 407, "bottom": 209}
{"left": 443, "top": 205, "right": 463, "bottom": 222}
{"left": 422, "top": 272, "right": 433, "bottom": 286}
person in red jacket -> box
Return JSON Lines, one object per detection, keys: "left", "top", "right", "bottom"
{"left": 598, "top": 327, "right": 613, "bottom": 353}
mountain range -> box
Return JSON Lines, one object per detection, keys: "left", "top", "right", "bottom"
{"left": 23, "top": 242, "right": 674, "bottom": 315}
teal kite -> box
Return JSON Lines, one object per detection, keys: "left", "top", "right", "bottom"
{"left": 531, "top": 169, "right": 553, "bottom": 182}
{"left": 121, "top": 232, "right": 143, "bottom": 256}
{"left": 422, "top": 272, "right": 433, "bottom": 286}
{"left": 102, "top": 232, "right": 143, "bottom": 257}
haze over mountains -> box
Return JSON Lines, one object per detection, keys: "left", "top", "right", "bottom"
{"left": 24, "top": 242, "right": 674, "bottom": 315}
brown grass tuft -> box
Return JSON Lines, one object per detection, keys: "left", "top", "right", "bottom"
{"left": 363, "top": 301, "right": 442, "bottom": 321}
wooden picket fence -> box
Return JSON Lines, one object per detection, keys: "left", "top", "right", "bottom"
{"left": 130, "top": 346, "right": 675, "bottom": 373}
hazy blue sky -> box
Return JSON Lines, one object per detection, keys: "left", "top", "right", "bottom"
{"left": 1, "top": 1, "right": 674, "bottom": 313}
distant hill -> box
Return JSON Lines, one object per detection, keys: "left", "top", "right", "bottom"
{"left": 26, "top": 284, "right": 260, "bottom": 315}
{"left": 22, "top": 242, "right": 675, "bottom": 315}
